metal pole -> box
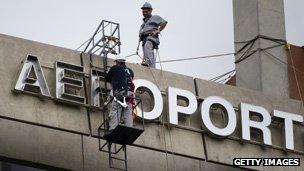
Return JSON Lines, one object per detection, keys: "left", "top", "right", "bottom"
{"left": 108, "top": 142, "right": 112, "bottom": 168}
{"left": 117, "top": 23, "right": 121, "bottom": 53}
{"left": 124, "top": 145, "right": 127, "bottom": 171}
{"left": 141, "top": 101, "right": 144, "bottom": 130}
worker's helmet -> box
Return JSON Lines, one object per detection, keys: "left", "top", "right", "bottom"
{"left": 114, "top": 54, "right": 126, "bottom": 62}
{"left": 141, "top": 2, "right": 153, "bottom": 10}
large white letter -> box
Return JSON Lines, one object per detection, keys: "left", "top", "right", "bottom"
{"left": 201, "top": 96, "right": 236, "bottom": 136}
{"left": 240, "top": 103, "right": 272, "bottom": 145}
{"left": 14, "top": 55, "right": 50, "bottom": 96}
{"left": 273, "top": 110, "right": 303, "bottom": 150}
{"left": 55, "top": 61, "right": 85, "bottom": 104}
{"left": 90, "top": 69, "right": 104, "bottom": 107}
{"left": 133, "top": 79, "right": 163, "bottom": 120}
{"left": 167, "top": 87, "right": 197, "bottom": 125}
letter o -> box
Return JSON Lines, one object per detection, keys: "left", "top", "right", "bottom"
{"left": 133, "top": 79, "right": 163, "bottom": 120}
{"left": 201, "top": 96, "right": 236, "bottom": 136}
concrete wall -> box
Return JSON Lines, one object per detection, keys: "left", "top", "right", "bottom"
{"left": 233, "top": 0, "right": 289, "bottom": 98}
{"left": 0, "top": 33, "right": 303, "bottom": 171}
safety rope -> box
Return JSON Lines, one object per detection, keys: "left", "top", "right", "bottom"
{"left": 235, "top": 43, "right": 285, "bottom": 64}
{"left": 235, "top": 35, "right": 286, "bottom": 44}
{"left": 155, "top": 52, "right": 235, "bottom": 63}
{"left": 147, "top": 71, "right": 170, "bottom": 170}
{"left": 286, "top": 44, "right": 304, "bottom": 114}
{"left": 123, "top": 39, "right": 285, "bottom": 66}
{"left": 287, "top": 44, "right": 304, "bottom": 106}
{"left": 127, "top": 43, "right": 171, "bottom": 170}
{"left": 146, "top": 59, "right": 170, "bottom": 171}
{"left": 216, "top": 71, "right": 236, "bottom": 84}
{"left": 156, "top": 49, "right": 177, "bottom": 171}
{"left": 123, "top": 35, "right": 292, "bottom": 88}
{"left": 126, "top": 40, "right": 142, "bottom": 59}
{"left": 262, "top": 48, "right": 304, "bottom": 76}
{"left": 234, "top": 35, "right": 304, "bottom": 106}
{"left": 122, "top": 40, "right": 172, "bottom": 170}
{"left": 261, "top": 46, "right": 304, "bottom": 106}
{"left": 209, "top": 69, "right": 236, "bottom": 82}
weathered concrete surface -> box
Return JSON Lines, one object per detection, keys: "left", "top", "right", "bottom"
{"left": 196, "top": 78, "right": 303, "bottom": 114}
{"left": 0, "top": 118, "right": 83, "bottom": 170}
{"left": 83, "top": 136, "right": 242, "bottom": 171}
{"left": 233, "top": 0, "right": 289, "bottom": 98}
{"left": 0, "top": 34, "right": 90, "bottom": 135}
{"left": 196, "top": 78, "right": 304, "bottom": 170}
{"left": 0, "top": 33, "right": 304, "bottom": 171}
{"left": 205, "top": 137, "right": 303, "bottom": 171}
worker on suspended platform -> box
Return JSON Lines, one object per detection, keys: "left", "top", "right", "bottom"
{"left": 105, "top": 54, "right": 135, "bottom": 134}
{"left": 139, "top": 2, "right": 168, "bottom": 68}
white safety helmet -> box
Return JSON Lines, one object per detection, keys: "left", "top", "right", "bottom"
{"left": 141, "top": 2, "right": 153, "bottom": 10}
{"left": 114, "top": 54, "right": 126, "bottom": 62}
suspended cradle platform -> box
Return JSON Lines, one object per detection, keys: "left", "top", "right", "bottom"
{"left": 103, "top": 124, "right": 144, "bottom": 145}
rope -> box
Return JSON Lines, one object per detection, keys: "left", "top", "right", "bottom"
{"left": 129, "top": 45, "right": 171, "bottom": 169}
{"left": 210, "top": 35, "right": 287, "bottom": 84}
{"left": 155, "top": 52, "right": 235, "bottom": 63}
{"left": 260, "top": 46, "right": 304, "bottom": 117}
{"left": 218, "top": 74, "right": 235, "bottom": 83}
{"left": 287, "top": 44, "right": 304, "bottom": 108}
{"left": 156, "top": 49, "right": 177, "bottom": 171}
{"left": 262, "top": 49, "right": 304, "bottom": 75}
{"left": 287, "top": 45, "right": 303, "bottom": 99}
{"left": 125, "top": 40, "right": 144, "bottom": 61}
{"left": 234, "top": 40, "right": 256, "bottom": 64}
{"left": 262, "top": 47, "right": 304, "bottom": 104}
{"left": 287, "top": 45, "right": 304, "bottom": 116}
{"left": 125, "top": 52, "right": 144, "bottom": 60}
{"left": 123, "top": 35, "right": 288, "bottom": 88}
{"left": 143, "top": 42, "right": 283, "bottom": 64}
{"left": 235, "top": 43, "right": 285, "bottom": 64}
{"left": 215, "top": 70, "right": 236, "bottom": 84}
{"left": 132, "top": 48, "right": 171, "bottom": 170}
{"left": 234, "top": 35, "right": 286, "bottom": 64}
{"left": 124, "top": 35, "right": 285, "bottom": 65}
{"left": 235, "top": 35, "right": 286, "bottom": 44}
{"left": 209, "top": 69, "right": 236, "bottom": 82}
{"left": 156, "top": 50, "right": 163, "bottom": 71}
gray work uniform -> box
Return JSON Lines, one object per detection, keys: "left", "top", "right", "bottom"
{"left": 139, "top": 15, "right": 167, "bottom": 68}
{"left": 106, "top": 66, "right": 134, "bottom": 131}
{"left": 108, "top": 94, "right": 133, "bottom": 130}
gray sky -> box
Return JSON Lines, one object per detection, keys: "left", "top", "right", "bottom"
{"left": 0, "top": 0, "right": 303, "bottom": 81}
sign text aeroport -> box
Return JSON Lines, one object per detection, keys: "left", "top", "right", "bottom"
{"left": 14, "top": 55, "right": 303, "bottom": 151}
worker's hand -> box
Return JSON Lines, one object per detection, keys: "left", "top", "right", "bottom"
{"left": 151, "top": 29, "right": 160, "bottom": 36}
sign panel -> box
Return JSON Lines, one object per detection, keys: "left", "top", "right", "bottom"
{"left": 13, "top": 55, "right": 304, "bottom": 151}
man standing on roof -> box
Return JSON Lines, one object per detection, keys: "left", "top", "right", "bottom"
{"left": 105, "top": 54, "right": 135, "bottom": 133}
{"left": 139, "top": 2, "right": 168, "bottom": 68}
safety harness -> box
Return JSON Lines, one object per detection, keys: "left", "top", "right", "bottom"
{"left": 113, "top": 66, "right": 135, "bottom": 108}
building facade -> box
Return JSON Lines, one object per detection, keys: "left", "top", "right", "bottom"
{"left": 0, "top": 32, "right": 303, "bottom": 171}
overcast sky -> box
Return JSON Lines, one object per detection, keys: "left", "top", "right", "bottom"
{"left": 0, "top": 0, "right": 303, "bottom": 81}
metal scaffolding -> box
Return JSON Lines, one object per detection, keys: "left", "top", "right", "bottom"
{"left": 82, "top": 20, "right": 121, "bottom": 57}
{"left": 79, "top": 20, "right": 145, "bottom": 171}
